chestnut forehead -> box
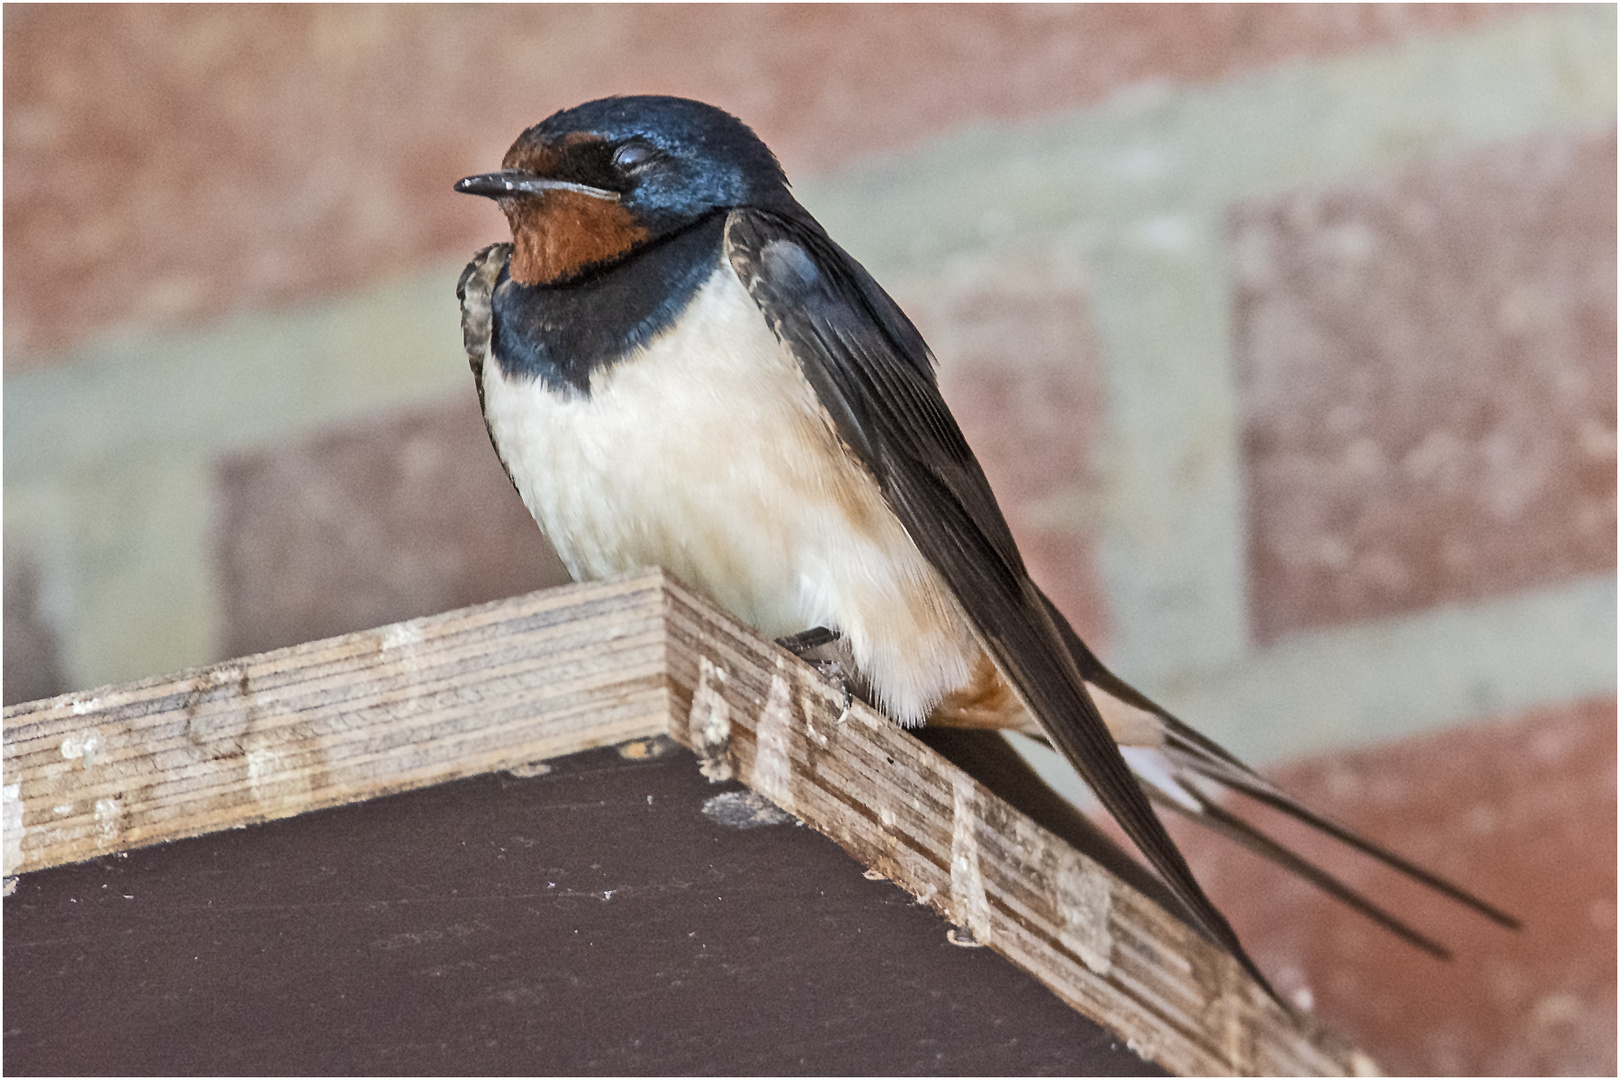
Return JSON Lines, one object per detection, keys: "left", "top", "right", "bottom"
{"left": 501, "top": 130, "right": 610, "bottom": 175}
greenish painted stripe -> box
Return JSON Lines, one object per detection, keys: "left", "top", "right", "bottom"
{"left": 4, "top": 268, "right": 471, "bottom": 480}
{"left": 1162, "top": 572, "right": 1617, "bottom": 764}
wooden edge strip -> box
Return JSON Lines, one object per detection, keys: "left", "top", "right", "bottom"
{"left": 656, "top": 580, "right": 1376, "bottom": 1078}
{"left": 2, "top": 571, "right": 673, "bottom": 876}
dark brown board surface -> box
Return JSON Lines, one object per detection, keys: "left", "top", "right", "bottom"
{"left": 5, "top": 739, "right": 1162, "bottom": 1075}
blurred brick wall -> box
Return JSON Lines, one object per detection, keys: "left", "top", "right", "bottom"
{"left": 1236, "top": 130, "right": 1617, "bottom": 640}
{"left": 4, "top": 3, "right": 1513, "bottom": 364}
{"left": 4, "top": 6, "right": 1612, "bottom": 1075}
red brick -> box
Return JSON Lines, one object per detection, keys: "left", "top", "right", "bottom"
{"left": 4, "top": 4, "right": 1521, "bottom": 363}
{"left": 1170, "top": 696, "right": 1616, "bottom": 1075}
{"left": 215, "top": 394, "right": 569, "bottom": 660}
{"left": 1235, "top": 129, "right": 1617, "bottom": 639}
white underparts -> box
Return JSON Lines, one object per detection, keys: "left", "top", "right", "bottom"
{"left": 479, "top": 261, "right": 982, "bottom": 724}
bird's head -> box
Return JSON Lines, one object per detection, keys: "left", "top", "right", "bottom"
{"left": 456, "top": 95, "right": 796, "bottom": 286}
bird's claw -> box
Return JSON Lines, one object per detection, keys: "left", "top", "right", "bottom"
{"left": 776, "top": 626, "right": 854, "bottom": 723}
{"left": 815, "top": 660, "right": 854, "bottom": 723}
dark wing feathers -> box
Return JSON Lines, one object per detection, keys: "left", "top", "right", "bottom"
{"left": 725, "top": 208, "right": 1276, "bottom": 998}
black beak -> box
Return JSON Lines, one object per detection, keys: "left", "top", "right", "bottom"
{"left": 454, "top": 170, "right": 620, "bottom": 202}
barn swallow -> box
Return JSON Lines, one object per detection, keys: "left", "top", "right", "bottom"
{"left": 455, "top": 95, "right": 1515, "bottom": 996}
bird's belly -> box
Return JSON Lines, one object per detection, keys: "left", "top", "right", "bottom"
{"left": 480, "top": 263, "right": 981, "bottom": 723}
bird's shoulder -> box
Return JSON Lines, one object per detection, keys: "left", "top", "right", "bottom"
{"left": 722, "top": 209, "right": 935, "bottom": 386}
{"left": 722, "top": 207, "right": 1025, "bottom": 575}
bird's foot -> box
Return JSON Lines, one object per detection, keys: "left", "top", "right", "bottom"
{"left": 775, "top": 626, "right": 854, "bottom": 723}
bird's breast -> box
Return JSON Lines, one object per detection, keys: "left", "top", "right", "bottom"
{"left": 479, "top": 257, "right": 981, "bottom": 723}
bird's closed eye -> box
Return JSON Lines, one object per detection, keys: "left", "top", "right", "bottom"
{"left": 612, "top": 140, "right": 658, "bottom": 172}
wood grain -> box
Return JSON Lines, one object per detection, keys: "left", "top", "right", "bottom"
{"left": 3, "top": 573, "right": 670, "bottom": 877}
{"left": 3, "top": 569, "right": 1373, "bottom": 1075}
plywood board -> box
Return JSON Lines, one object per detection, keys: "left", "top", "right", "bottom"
{"left": 3, "top": 570, "right": 1372, "bottom": 1075}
